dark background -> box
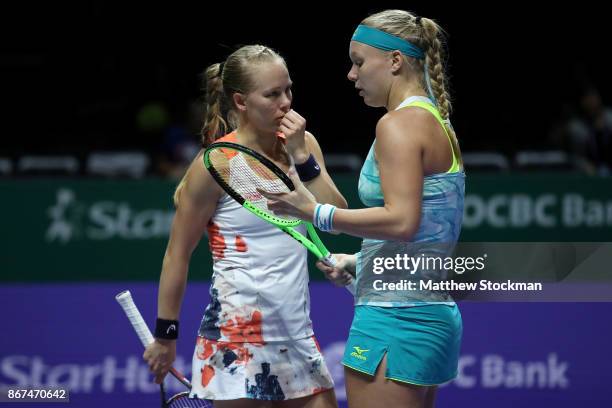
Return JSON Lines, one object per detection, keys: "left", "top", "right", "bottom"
{"left": 2, "top": 2, "right": 609, "bottom": 164}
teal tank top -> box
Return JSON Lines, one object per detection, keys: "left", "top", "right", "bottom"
{"left": 355, "top": 96, "right": 465, "bottom": 306}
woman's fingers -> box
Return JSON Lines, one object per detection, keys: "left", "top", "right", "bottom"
{"left": 281, "top": 109, "right": 305, "bottom": 127}
{"left": 150, "top": 359, "right": 173, "bottom": 384}
{"left": 143, "top": 342, "right": 174, "bottom": 384}
{"left": 316, "top": 260, "right": 333, "bottom": 273}
{"left": 256, "top": 188, "right": 299, "bottom": 217}
{"left": 322, "top": 267, "right": 354, "bottom": 287}
{"left": 256, "top": 188, "right": 283, "bottom": 199}
{"left": 278, "top": 123, "right": 293, "bottom": 135}
{"left": 341, "top": 271, "right": 354, "bottom": 284}
{"left": 154, "top": 370, "right": 168, "bottom": 384}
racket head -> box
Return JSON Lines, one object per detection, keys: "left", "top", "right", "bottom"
{"left": 161, "top": 380, "right": 212, "bottom": 408}
{"left": 165, "top": 390, "right": 212, "bottom": 408}
{"left": 203, "top": 142, "right": 301, "bottom": 228}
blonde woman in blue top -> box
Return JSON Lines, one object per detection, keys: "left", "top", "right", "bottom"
{"left": 260, "top": 10, "right": 464, "bottom": 408}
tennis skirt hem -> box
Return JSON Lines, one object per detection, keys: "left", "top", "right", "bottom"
{"left": 342, "top": 362, "right": 457, "bottom": 386}
{"left": 191, "top": 335, "right": 335, "bottom": 401}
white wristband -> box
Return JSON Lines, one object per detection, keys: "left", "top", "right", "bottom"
{"left": 313, "top": 203, "right": 337, "bottom": 232}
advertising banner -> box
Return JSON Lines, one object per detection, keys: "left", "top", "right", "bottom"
{"left": 1, "top": 283, "right": 611, "bottom": 407}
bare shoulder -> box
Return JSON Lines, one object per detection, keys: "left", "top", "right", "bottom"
{"left": 182, "top": 150, "right": 223, "bottom": 204}
{"left": 304, "top": 130, "right": 319, "bottom": 147}
{"left": 304, "top": 130, "right": 324, "bottom": 157}
{"left": 376, "top": 107, "right": 437, "bottom": 143}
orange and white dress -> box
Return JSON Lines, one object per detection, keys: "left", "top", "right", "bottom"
{"left": 190, "top": 132, "right": 334, "bottom": 401}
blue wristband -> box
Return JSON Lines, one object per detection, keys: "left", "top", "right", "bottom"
{"left": 313, "top": 203, "right": 337, "bottom": 232}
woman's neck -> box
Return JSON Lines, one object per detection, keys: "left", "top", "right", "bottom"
{"left": 386, "top": 78, "right": 428, "bottom": 111}
{"left": 236, "top": 123, "right": 283, "bottom": 158}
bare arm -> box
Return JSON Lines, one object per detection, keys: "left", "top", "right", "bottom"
{"left": 300, "top": 131, "right": 348, "bottom": 209}
{"left": 158, "top": 152, "right": 221, "bottom": 319}
{"left": 330, "top": 111, "right": 424, "bottom": 240}
{"left": 145, "top": 151, "right": 222, "bottom": 383}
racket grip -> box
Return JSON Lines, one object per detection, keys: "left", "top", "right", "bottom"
{"left": 116, "top": 290, "right": 193, "bottom": 389}
{"left": 115, "top": 290, "right": 155, "bottom": 347}
{"left": 320, "top": 254, "right": 356, "bottom": 296}
{"left": 320, "top": 253, "right": 337, "bottom": 267}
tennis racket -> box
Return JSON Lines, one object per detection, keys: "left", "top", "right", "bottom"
{"left": 115, "top": 290, "right": 212, "bottom": 408}
{"left": 203, "top": 141, "right": 355, "bottom": 294}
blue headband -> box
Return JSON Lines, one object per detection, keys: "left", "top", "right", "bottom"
{"left": 351, "top": 24, "right": 437, "bottom": 106}
{"left": 351, "top": 25, "right": 425, "bottom": 60}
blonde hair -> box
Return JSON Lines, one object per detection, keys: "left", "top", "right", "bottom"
{"left": 174, "top": 45, "right": 285, "bottom": 207}
{"left": 362, "top": 10, "right": 452, "bottom": 120}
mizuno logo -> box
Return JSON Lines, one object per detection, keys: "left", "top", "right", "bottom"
{"left": 350, "top": 346, "right": 370, "bottom": 361}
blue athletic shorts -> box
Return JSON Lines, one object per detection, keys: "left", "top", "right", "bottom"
{"left": 342, "top": 304, "right": 462, "bottom": 386}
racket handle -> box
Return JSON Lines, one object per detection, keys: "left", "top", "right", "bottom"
{"left": 320, "top": 253, "right": 337, "bottom": 267}
{"left": 115, "top": 290, "right": 193, "bottom": 389}
{"left": 320, "top": 254, "right": 356, "bottom": 296}
{"left": 115, "top": 290, "right": 155, "bottom": 347}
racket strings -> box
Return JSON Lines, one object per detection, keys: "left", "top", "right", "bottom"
{"left": 208, "top": 148, "right": 298, "bottom": 222}
{"left": 167, "top": 393, "right": 213, "bottom": 408}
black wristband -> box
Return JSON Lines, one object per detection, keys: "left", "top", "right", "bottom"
{"left": 294, "top": 154, "right": 321, "bottom": 182}
{"left": 154, "top": 318, "right": 179, "bottom": 340}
